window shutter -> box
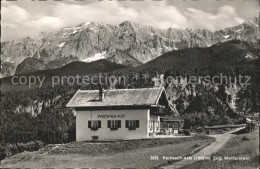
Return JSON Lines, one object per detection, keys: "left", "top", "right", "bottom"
{"left": 88, "top": 121, "right": 91, "bottom": 128}
{"left": 118, "top": 120, "right": 121, "bottom": 128}
{"left": 108, "top": 120, "right": 111, "bottom": 128}
{"left": 136, "top": 120, "right": 139, "bottom": 128}
{"left": 98, "top": 121, "right": 101, "bottom": 128}
{"left": 126, "top": 120, "right": 129, "bottom": 128}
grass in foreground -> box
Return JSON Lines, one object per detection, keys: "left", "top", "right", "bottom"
{"left": 181, "top": 128, "right": 259, "bottom": 169}
{"left": 49, "top": 136, "right": 212, "bottom": 156}
{"left": 0, "top": 136, "right": 214, "bottom": 168}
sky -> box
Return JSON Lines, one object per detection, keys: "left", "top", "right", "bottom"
{"left": 2, "top": 0, "right": 259, "bottom": 41}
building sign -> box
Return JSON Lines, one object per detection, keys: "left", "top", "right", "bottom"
{"left": 97, "top": 114, "right": 125, "bottom": 118}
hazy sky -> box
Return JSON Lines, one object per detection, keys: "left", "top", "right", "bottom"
{"left": 2, "top": 0, "right": 259, "bottom": 41}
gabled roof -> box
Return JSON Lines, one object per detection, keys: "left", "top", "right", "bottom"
{"left": 67, "top": 87, "right": 166, "bottom": 108}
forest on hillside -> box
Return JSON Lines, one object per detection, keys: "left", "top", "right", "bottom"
{"left": 1, "top": 40, "right": 259, "bottom": 145}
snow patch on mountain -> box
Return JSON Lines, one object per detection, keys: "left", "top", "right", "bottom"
{"left": 57, "top": 42, "right": 66, "bottom": 48}
{"left": 74, "top": 27, "right": 81, "bottom": 30}
{"left": 72, "top": 30, "right": 78, "bottom": 34}
{"left": 89, "top": 28, "right": 97, "bottom": 32}
{"left": 84, "top": 22, "right": 91, "bottom": 26}
{"left": 223, "top": 35, "right": 230, "bottom": 39}
{"left": 82, "top": 51, "right": 107, "bottom": 62}
{"left": 2, "top": 58, "right": 14, "bottom": 64}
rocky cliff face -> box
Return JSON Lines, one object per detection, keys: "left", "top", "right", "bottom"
{"left": 1, "top": 17, "right": 259, "bottom": 77}
{"left": 14, "top": 57, "right": 46, "bottom": 75}
{"left": 165, "top": 76, "right": 258, "bottom": 118}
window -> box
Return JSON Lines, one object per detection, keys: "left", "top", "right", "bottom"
{"left": 149, "top": 120, "right": 153, "bottom": 130}
{"left": 108, "top": 120, "right": 121, "bottom": 130}
{"left": 88, "top": 120, "right": 101, "bottom": 130}
{"left": 126, "top": 120, "right": 139, "bottom": 130}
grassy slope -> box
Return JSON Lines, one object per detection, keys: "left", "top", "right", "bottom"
{"left": 0, "top": 136, "right": 214, "bottom": 168}
{"left": 138, "top": 40, "right": 260, "bottom": 71}
{"left": 181, "top": 128, "right": 259, "bottom": 169}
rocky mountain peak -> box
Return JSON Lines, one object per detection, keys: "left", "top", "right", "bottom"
{"left": 119, "top": 20, "right": 137, "bottom": 27}
{"left": 242, "top": 16, "right": 259, "bottom": 28}
{"left": 248, "top": 16, "right": 259, "bottom": 24}
{"left": 1, "top": 16, "right": 259, "bottom": 77}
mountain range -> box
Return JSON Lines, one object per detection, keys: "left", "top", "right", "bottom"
{"left": 2, "top": 40, "right": 259, "bottom": 114}
{"left": 1, "top": 16, "right": 259, "bottom": 77}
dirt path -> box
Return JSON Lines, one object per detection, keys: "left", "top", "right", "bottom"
{"left": 163, "top": 127, "right": 245, "bottom": 169}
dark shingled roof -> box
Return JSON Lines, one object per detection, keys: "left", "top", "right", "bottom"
{"left": 67, "top": 87, "right": 165, "bottom": 108}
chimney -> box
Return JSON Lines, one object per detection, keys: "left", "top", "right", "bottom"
{"left": 99, "top": 88, "right": 104, "bottom": 101}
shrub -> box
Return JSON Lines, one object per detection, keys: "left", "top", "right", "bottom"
{"left": 241, "top": 136, "right": 250, "bottom": 141}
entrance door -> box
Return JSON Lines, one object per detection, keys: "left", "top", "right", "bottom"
{"left": 153, "top": 121, "right": 156, "bottom": 135}
{"left": 168, "top": 123, "right": 173, "bottom": 134}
